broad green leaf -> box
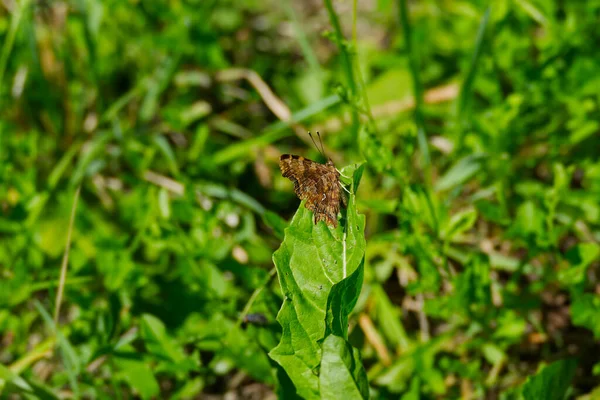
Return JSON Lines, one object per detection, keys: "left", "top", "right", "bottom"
{"left": 522, "top": 359, "right": 577, "bottom": 400}
{"left": 269, "top": 166, "right": 366, "bottom": 399}
{"left": 325, "top": 258, "right": 364, "bottom": 339}
{"left": 319, "top": 335, "right": 369, "bottom": 400}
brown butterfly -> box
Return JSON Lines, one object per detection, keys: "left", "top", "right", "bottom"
{"left": 279, "top": 132, "right": 347, "bottom": 227}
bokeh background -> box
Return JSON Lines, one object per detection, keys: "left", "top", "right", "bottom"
{"left": 1, "top": 0, "right": 600, "bottom": 398}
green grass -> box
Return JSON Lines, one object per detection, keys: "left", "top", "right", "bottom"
{"left": 1, "top": 0, "right": 600, "bottom": 398}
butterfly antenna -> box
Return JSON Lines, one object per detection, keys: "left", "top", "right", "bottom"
{"left": 308, "top": 131, "right": 325, "bottom": 157}
{"left": 316, "top": 131, "right": 327, "bottom": 156}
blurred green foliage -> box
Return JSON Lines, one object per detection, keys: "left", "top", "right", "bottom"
{"left": 1, "top": 0, "right": 600, "bottom": 398}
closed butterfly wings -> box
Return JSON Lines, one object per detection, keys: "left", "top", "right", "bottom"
{"left": 279, "top": 154, "right": 346, "bottom": 227}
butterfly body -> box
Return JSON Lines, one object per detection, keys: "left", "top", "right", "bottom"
{"left": 279, "top": 154, "right": 345, "bottom": 227}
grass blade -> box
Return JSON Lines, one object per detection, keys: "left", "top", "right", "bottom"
{"left": 54, "top": 186, "right": 81, "bottom": 325}
{"left": 398, "top": 0, "right": 430, "bottom": 170}
{"left": 323, "top": 0, "right": 360, "bottom": 144}
{"left": 213, "top": 94, "right": 340, "bottom": 165}
{"left": 0, "top": 0, "right": 32, "bottom": 93}
{"left": 282, "top": 0, "right": 321, "bottom": 73}
{"left": 456, "top": 7, "right": 491, "bottom": 146}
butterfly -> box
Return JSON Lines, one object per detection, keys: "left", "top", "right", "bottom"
{"left": 279, "top": 132, "right": 347, "bottom": 228}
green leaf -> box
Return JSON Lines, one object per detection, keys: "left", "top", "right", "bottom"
{"left": 398, "top": 0, "right": 429, "bottom": 166}
{"left": 0, "top": 363, "right": 32, "bottom": 393}
{"left": 319, "top": 335, "right": 369, "bottom": 400}
{"left": 269, "top": 166, "right": 366, "bottom": 399}
{"left": 441, "top": 207, "right": 478, "bottom": 242}
{"left": 325, "top": 258, "right": 364, "bottom": 339}
{"left": 0, "top": 363, "right": 60, "bottom": 400}
{"left": 116, "top": 354, "right": 161, "bottom": 400}
{"left": 70, "top": 132, "right": 111, "bottom": 186}
{"left": 33, "top": 301, "right": 80, "bottom": 395}
{"left": 453, "top": 254, "right": 492, "bottom": 313}
{"left": 140, "top": 314, "right": 186, "bottom": 364}
{"left": 456, "top": 7, "right": 491, "bottom": 124}
{"left": 365, "top": 69, "right": 412, "bottom": 106}
{"left": 558, "top": 243, "right": 600, "bottom": 286}
{"left": 571, "top": 293, "right": 600, "bottom": 339}
{"left": 434, "top": 155, "right": 483, "bottom": 192}
{"left": 358, "top": 127, "right": 393, "bottom": 173}
{"left": 152, "top": 134, "right": 179, "bottom": 176}
{"left": 522, "top": 359, "right": 577, "bottom": 400}
{"left": 372, "top": 284, "right": 409, "bottom": 351}
{"left": 374, "top": 334, "right": 451, "bottom": 394}
{"left": 222, "top": 324, "right": 276, "bottom": 384}
{"left": 509, "top": 200, "right": 545, "bottom": 241}
{"left": 262, "top": 210, "right": 288, "bottom": 240}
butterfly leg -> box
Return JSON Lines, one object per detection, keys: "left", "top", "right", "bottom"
{"left": 339, "top": 181, "right": 351, "bottom": 195}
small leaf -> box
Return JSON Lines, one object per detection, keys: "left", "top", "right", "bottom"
{"left": 0, "top": 364, "right": 60, "bottom": 400}
{"left": 509, "top": 200, "right": 545, "bottom": 240}
{"left": 359, "top": 127, "right": 393, "bottom": 173}
{"left": 441, "top": 207, "right": 478, "bottom": 242}
{"left": 571, "top": 293, "right": 600, "bottom": 339}
{"left": 558, "top": 243, "right": 600, "bottom": 286}
{"left": 158, "top": 187, "right": 171, "bottom": 219}
{"left": 116, "top": 356, "right": 160, "bottom": 400}
{"left": 152, "top": 135, "right": 179, "bottom": 176}
{"left": 319, "top": 335, "right": 369, "bottom": 400}
{"left": 522, "top": 359, "right": 577, "bottom": 400}
{"left": 262, "top": 210, "right": 288, "bottom": 239}
{"left": 372, "top": 284, "right": 409, "bottom": 351}
{"left": 434, "top": 155, "right": 483, "bottom": 192}
{"left": 140, "top": 314, "right": 185, "bottom": 364}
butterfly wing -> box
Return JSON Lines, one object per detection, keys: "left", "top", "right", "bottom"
{"left": 279, "top": 154, "right": 341, "bottom": 227}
